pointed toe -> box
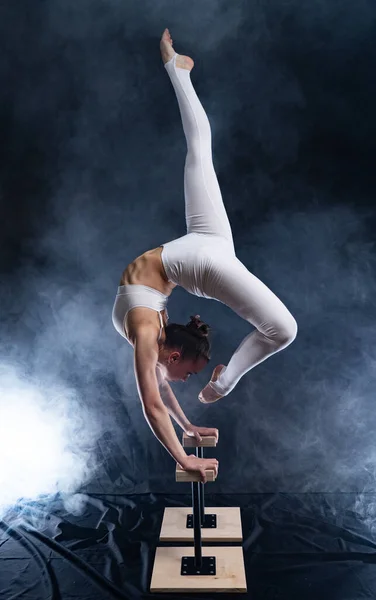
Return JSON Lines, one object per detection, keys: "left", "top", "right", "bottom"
{"left": 198, "top": 387, "right": 209, "bottom": 404}
{"left": 198, "top": 382, "right": 223, "bottom": 404}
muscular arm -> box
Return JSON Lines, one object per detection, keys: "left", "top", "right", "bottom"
{"left": 159, "top": 379, "right": 191, "bottom": 432}
{"left": 134, "top": 329, "right": 188, "bottom": 467}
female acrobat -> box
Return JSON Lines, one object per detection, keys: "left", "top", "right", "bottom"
{"left": 112, "top": 29, "right": 297, "bottom": 483}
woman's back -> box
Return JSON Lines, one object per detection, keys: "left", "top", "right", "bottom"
{"left": 115, "top": 246, "right": 176, "bottom": 345}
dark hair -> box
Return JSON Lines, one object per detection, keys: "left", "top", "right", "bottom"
{"left": 163, "top": 314, "right": 211, "bottom": 362}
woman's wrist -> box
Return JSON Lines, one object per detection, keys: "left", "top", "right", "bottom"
{"left": 177, "top": 453, "right": 190, "bottom": 469}
{"left": 182, "top": 419, "right": 192, "bottom": 432}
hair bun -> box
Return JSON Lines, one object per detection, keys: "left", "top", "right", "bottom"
{"left": 187, "top": 315, "right": 210, "bottom": 337}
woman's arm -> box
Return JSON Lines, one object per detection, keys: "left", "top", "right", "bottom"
{"left": 134, "top": 328, "right": 189, "bottom": 466}
{"left": 159, "top": 380, "right": 191, "bottom": 432}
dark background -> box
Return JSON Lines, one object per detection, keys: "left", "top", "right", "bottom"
{"left": 1, "top": 0, "right": 376, "bottom": 512}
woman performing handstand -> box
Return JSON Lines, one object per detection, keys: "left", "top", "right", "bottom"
{"left": 112, "top": 29, "right": 297, "bottom": 483}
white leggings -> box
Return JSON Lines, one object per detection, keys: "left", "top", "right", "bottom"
{"left": 164, "top": 53, "right": 297, "bottom": 396}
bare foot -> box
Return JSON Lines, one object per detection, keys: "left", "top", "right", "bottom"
{"left": 160, "top": 28, "right": 194, "bottom": 71}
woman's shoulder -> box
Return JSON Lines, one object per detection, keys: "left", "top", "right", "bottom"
{"left": 125, "top": 307, "right": 162, "bottom": 347}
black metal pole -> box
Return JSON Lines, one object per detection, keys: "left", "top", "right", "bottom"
{"left": 191, "top": 480, "right": 202, "bottom": 569}
{"left": 196, "top": 447, "right": 205, "bottom": 523}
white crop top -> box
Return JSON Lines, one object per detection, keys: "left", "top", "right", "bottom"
{"left": 112, "top": 284, "right": 169, "bottom": 341}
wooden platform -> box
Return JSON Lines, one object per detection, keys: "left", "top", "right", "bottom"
{"left": 182, "top": 432, "right": 218, "bottom": 447}
{"left": 159, "top": 506, "right": 243, "bottom": 542}
{"left": 176, "top": 463, "right": 217, "bottom": 483}
{"left": 150, "top": 546, "right": 247, "bottom": 593}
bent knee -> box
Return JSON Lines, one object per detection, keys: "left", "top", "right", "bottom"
{"left": 275, "top": 314, "right": 298, "bottom": 348}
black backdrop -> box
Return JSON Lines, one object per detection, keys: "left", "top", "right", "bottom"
{"left": 1, "top": 1, "right": 376, "bottom": 598}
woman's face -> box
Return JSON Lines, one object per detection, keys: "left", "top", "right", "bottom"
{"left": 165, "top": 353, "right": 208, "bottom": 382}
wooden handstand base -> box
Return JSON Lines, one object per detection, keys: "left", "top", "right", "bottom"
{"left": 159, "top": 506, "right": 242, "bottom": 542}
{"left": 150, "top": 433, "right": 247, "bottom": 593}
{"left": 150, "top": 545, "right": 247, "bottom": 593}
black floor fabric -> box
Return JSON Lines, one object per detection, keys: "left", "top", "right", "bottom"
{"left": 1, "top": 492, "right": 376, "bottom": 599}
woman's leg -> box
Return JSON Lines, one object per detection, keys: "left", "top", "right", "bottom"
{"left": 199, "top": 255, "right": 298, "bottom": 400}
{"left": 164, "top": 53, "right": 234, "bottom": 250}
{"left": 164, "top": 48, "right": 297, "bottom": 399}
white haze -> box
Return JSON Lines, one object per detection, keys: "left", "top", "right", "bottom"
{"left": 0, "top": 0, "right": 375, "bottom": 528}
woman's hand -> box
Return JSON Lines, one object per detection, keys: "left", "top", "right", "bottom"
{"left": 179, "top": 454, "right": 219, "bottom": 484}
{"left": 185, "top": 424, "right": 219, "bottom": 444}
